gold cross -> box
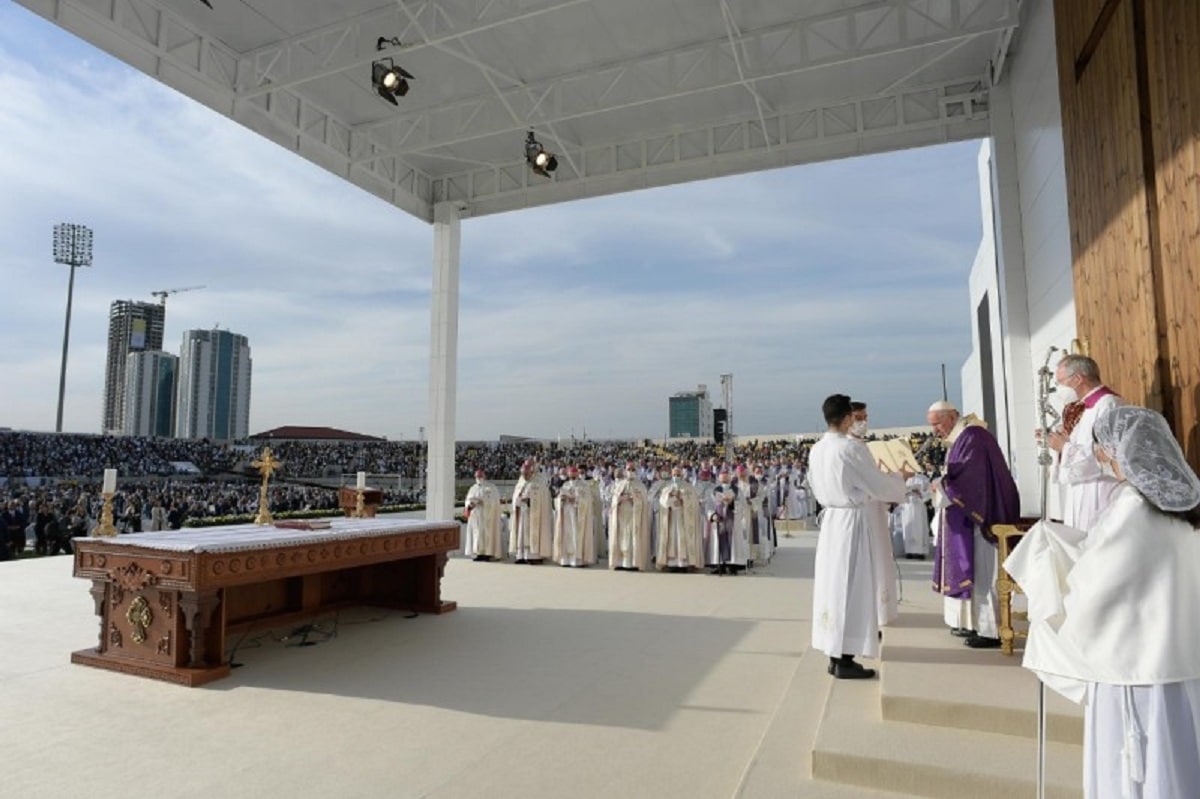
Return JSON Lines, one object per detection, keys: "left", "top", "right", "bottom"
{"left": 252, "top": 447, "right": 282, "bottom": 480}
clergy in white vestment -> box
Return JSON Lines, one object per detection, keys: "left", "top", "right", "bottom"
{"left": 888, "top": 504, "right": 907, "bottom": 558}
{"left": 752, "top": 465, "right": 776, "bottom": 562}
{"left": 464, "top": 469, "right": 503, "bottom": 561}
{"left": 646, "top": 468, "right": 671, "bottom": 560}
{"left": 809, "top": 394, "right": 908, "bottom": 679}
{"left": 786, "top": 472, "right": 811, "bottom": 521}
{"left": 597, "top": 470, "right": 615, "bottom": 556}
{"left": 553, "top": 466, "right": 599, "bottom": 567}
{"left": 850, "top": 400, "right": 900, "bottom": 627}
{"left": 1005, "top": 406, "right": 1200, "bottom": 799}
{"left": 1044, "top": 354, "right": 1123, "bottom": 531}
{"left": 587, "top": 474, "right": 607, "bottom": 560}
{"left": 898, "top": 475, "right": 931, "bottom": 559}
{"left": 737, "top": 466, "right": 768, "bottom": 566}
{"left": 609, "top": 463, "right": 652, "bottom": 571}
{"left": 509, "top": 460, "right": 553, "bottom": 563}
{"left": 656, "top": 466, "right": 704, "bottom": 571}
{"left": 706, "top": 469, "right": 751, "bottom": 574}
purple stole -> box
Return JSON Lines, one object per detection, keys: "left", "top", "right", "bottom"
{"left": 932, "top": 426, "right": 1021, "bottom": 599}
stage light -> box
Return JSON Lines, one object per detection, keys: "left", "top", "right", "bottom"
{"left": 524, "top": 131, "right": 558, "bottom": 178}
{"left": 372, "top": 60, "right": 413, "bottom": 104}
{"left": 372, "top": 37, "right": 413, "bottom": 106}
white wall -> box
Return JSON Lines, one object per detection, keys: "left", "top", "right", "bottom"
{"left": 988, "top": 0, "right": 1077, "bottom": 517}
{"left": 962, "top": 142, "right": 1001, "bottom": 439}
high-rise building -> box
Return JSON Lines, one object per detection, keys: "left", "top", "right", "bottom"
{"left": 175, "top": 329, "right": 252, "bottom": 441}
{"left": 102, "top": 300, "right": 165, "bottom": 433}
{"left": 122, "top": 351, "right": 178, "bottom": 437}
{"left": 668, "top": 384, "right": 714, "bottom": 438}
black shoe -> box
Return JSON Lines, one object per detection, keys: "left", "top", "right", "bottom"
{"left": 950, "top": 627, "right": 975, "bottom": 638}
{"left": 964, "top": 634, "right": 1002, "bottom": 649}
{"left": 832, "top": 660, "right": 877, "bottom": 680}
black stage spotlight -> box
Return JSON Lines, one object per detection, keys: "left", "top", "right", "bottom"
{"left": 372, "top": 59, "right": 413, "bottom": 105}
{"left": 524, "top": 131, "right": 558, "bottom": 177}
{"left": 372, "top": 37, "right": 413, "bottom": 106}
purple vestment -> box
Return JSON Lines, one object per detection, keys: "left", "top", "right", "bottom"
{"left": 932, "top": 425, "right": 1020, "bottom": 599}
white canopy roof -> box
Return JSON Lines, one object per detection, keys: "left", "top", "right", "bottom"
{"left": 19, "top": 0, "right": 1017, "bottom": 221}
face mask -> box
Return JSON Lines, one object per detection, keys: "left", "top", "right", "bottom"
{"left": 1057, "top": 383, "right": 1077, "bottom": 403}
{"left": 849, "top": 420, "right": 868, "bottom": 437}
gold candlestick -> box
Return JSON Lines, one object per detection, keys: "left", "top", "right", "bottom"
{"left": 251, "top": 447, "right": 283, "bottom": 526}
{"left": 354, "top": 488, "right": 366, "bottom": 519}
{"left": 91, "top": 492, "right": 118, "bottom": 537}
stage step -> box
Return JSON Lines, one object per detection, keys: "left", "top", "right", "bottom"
{"left": 811, "top": 675, "right": 1083, "bottom": 799}
{"left": 736, "top": 642, "right": 928, "bottom": 798}
{"left": 880, "top": 612, "right": 1084, "bottom": 745}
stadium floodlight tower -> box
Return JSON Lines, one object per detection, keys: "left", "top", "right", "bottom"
{"left": 52, "top": 223, "right": 94, "bottom": 433}
{"left": 720, "top": 373, "right": 734, "bottom": 445}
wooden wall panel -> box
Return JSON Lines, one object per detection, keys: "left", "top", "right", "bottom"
{"left": 1054, "top": 0, "right": 1162, "bottom": 410}
{"left": 1145, "top": 0, "right": 1200, "bottom": 464}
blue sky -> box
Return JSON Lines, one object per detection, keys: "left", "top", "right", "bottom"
{"left": 0, "top": 5, "right": 983, "bottom": 441}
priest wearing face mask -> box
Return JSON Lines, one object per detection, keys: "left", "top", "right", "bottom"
{"left": 736, "top": 465, "right": 766, "bottom": 567}
{"left": 927, "top": 401, "right": 1021, "bottom": 649}
{"left": 464, "top": 469, "right": 503, "bottom": 561}
{"left": 609, "top": 462, "right": 652, "bottom": 571}
{"left": 656, "top": 466, "right": 704, "bottom": 571}
{"left": 850, "top": 400, "right": 900, "bottom": 628}
{"left": 509, "top": 460, "right": 553, "bottom": 564}
{"left": 553, "top": 466, "right": 598, "bottom": 567}
{"left": 706, "top": 469, "right": 750, "bottom": 575}
{"left": 1043, "top": 354, "right": 1123, "bottom": 531}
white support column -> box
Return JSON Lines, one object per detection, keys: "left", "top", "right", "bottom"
{"left": 989, "top": 80, "right": 1041, "bottom": 518}
{"left": 425, "top": 201, "right": 461, "bottom": 522}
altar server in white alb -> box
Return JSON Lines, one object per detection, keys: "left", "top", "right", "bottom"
{"left": 656, "top": 466, "right": 704, "bottom": 571}
{"left": 464, "top": 469, "right": 503, "bottom": 561}
{"left": 850, "top": 400, "right": 899, "bottom": 627}
{"left": 1044, "top": 353, "right": 1123, "bottom": 531}
{"left": 1006, "top": 406, "right": 1200, "bottom": 799}
{"left": 553, "top": 466, "right": 599, "bottom": 567}
{"left": 509, "top": 460, "right": 553, "bottom": 564}
{"left": 809, "top": 394, "right": 908, "bottom": 679}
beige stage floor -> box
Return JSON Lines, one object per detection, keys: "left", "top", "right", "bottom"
{"left": 0, "top": 522, "right": 1068, "bottom": 799}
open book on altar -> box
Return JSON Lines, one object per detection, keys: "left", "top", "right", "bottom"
{"left": 866, "top": 439, "right": 921, "bottom": 474}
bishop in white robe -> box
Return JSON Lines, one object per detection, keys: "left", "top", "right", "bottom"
{"left": 1046, "top": 354, "right": 1123, "bottom": 531}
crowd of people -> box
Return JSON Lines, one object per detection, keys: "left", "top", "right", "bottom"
{"left": 1, "top": 429, "right": 945, "bottom": 482}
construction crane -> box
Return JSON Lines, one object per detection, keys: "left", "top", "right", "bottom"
{"left": 151, "top": 285, "right": 206, "bottom": 307}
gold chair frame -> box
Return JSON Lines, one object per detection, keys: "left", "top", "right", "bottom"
{"left": 990, "top": 519, "right": 1039, "bottom": 655}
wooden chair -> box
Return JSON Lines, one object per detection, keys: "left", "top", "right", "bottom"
{"left": 989, "top": 518, "right": 1039, "bottom": 655}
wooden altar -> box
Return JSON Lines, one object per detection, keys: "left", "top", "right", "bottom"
{"left": 71, "top": 518, "right": 458, "bottom": 686}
